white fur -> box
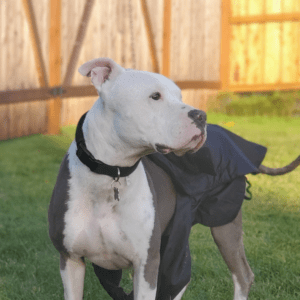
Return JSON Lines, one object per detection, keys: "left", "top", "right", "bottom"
{"left": 60, "top": 257, "right": 85, "bottom": 300}
{"left": 233, "top": 274, "right": 247, "bottom": 300}
{"left": 64, "top": 142, "right": 155, "bottom": 270}
{"left": 133, "top": 264, "right": 158, "bottom": 300}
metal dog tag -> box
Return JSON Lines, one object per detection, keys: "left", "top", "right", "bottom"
{"left": 111, "top": 168, "right": 121, "bottom": 201}
{"left": 113, "top": 187, "right": 120, "bottom": 201}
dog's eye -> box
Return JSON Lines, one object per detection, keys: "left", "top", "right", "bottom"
{"left": 150, "top": 92, "right": 161, "bottom": 101}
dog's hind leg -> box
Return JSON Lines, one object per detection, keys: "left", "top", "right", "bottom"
{"left": 60, "top": 254, "right": 86, "bottom": 300}
{"left": 210, "top": 210, "right": 254, "bottom": 300}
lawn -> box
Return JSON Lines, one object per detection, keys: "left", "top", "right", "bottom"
{"left": 0, "top": 113, "right": 299, "bottom": 299}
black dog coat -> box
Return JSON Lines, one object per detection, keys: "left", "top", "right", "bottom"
{"left": 93, "top": 124, "right": 267, "bottom": 300}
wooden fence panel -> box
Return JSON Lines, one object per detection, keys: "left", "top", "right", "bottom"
{"left": 231, "top": 0, "right": 247, "bottom": 17}
{"left": 60, "top": 0, "right": 222, "bottom": 124}
{"left": 230, "top": 25, "right": 247, "bottom": 85}
{"left": 265, "top": 22, "right": 281, "bottom": 84}
{"left": 204, "top": 0, "right": 221, "bottom": 81}
{"left": 171, "top": 0, "right": 220, "bottom": 82}
{"left": 0, "top": 105, "right": 9, "bottom": 141}
{"left": 61, "top": 0, "right": 162, "bottom": 125}
{"left": 247, "top": 23, "right": 264, "bottom": 85}
{"left": 229, "top": 0, "right": 300, "bottom": 92}
{"left": 0, "top": 0, "right": 221, "bottom": 140}
{"left": 245, "top": 1, "right": 264, "bottom": 85}
{"left": 0, "top": 0, "right": 48, "bottom": 140}
{"left": 31, "top": 0, "right": 49, "bottom": 76}
{"left": 282, "top": 22, "right": 300, "bottom": 83}
{"left": 182, "top": 89, "right": 218, "bottom": 112}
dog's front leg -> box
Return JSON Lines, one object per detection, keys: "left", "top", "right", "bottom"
{"left": 60, "top": 254, "right": 86, "bottom": 300}
{"left": 133, "top": 259, "right": 159, "bottom": 300}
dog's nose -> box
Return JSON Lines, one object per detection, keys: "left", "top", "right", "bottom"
{"left": 188, "top": 109, "right": 206, "bottom": 129}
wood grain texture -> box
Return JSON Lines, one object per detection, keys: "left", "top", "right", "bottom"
{"left": 229, "top": 0, "right": 300, "bottom": 91}
{"left": 48, "top": 0, "right": 62, "bottom": 135}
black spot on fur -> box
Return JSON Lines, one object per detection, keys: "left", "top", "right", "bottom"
{"left": 48, "top": 154, "right": 71, "bottom": 257}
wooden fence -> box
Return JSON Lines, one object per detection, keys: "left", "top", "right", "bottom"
{"left": 1, "top": 0, "right": 300, "bottom": 141}
{"left": 0, "top": 0, "right": 221, "bottom": 140}
{"left": 222, "top": 0, "right": 300, "bottom": 92}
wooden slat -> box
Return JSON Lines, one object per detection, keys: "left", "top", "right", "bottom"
{"left": 0, "top": 86, "right": 97, "bottom": 105}
{"left": 231, "top": 12, "right": 300, "bottom": 24}
{"left": 58, "top": 85, "right": 97, "bottom": 98}
{"left": 48, "top": 0, "right": 61, "bottom": 135}
{"left": 220, "top": 0, "right": 231, "bottom": 90}
{"left": 229, "top": 82, "right": 300, "bottom": 92}
{"left": 297, "top": 20, "right": 300, "bottom": 82}
{"left": 0, "top": 80, "right": 221, "bottom": 106}
{"left": 176, "top": 81, "right": 222, "bottom": 90}
{"left": 262, "top": 0, "right": 267, "bottom": 84}
{"left": 248, "top": 0, "right": 264, "bottom": 16}
{"left": 203, "top": 0, "right": 220, "bottom": 82}
{"left": 63, "top": 0, "right": 95, "bottom": 85}
{"left": 0, "top": 87, "right": 51, "bottom": 104}
{"left": 247, "top": 23, "right": 264, "bottom": 84}
{"left": 9, "top": 102, "right": 28, "bottom": 139}
{"left": 162, "top": 0, "right": 171, "bottom": 77}
{"left": 246, "top": 0, "right": 263, "bottom": 85}
{"left": 22, "top": 0, "right": 48, "bottom": 87}
{"left": 183, "top": 89, "right": 219, "bottom": 111}
{"left": 265, "top": 22, "right": 281, "bottom": 84}
{"left": 0, "top": 105, "right": 9, "bottom": 140}
{"left": 244, "top": 1, "right": 250, "bottom": 85}
{"left": 140, "top": 0, "right": 160, "bottom": 73}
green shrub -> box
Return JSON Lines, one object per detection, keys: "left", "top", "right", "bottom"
{"left": 209, "top": 91, "right": 300, "bottom": 117}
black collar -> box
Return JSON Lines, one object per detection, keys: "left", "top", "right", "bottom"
{"left": 75, "top": 111, "right": 141, "bottom": 178}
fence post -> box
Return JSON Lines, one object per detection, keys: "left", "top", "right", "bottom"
{"left": 162, "top": 0, "right": 172, "bottom": 77}
{"left": 47, "top": 0, "right": 61, "bottom": 135}
{"left": 220, "top": 0, "right": 231, "bottom": 91}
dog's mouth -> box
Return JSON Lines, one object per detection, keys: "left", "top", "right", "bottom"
{"left": 155, "top": 132, "right": 206, "bottom": 156}
{"left": 155, "top": 144, "right": 174, "bottom": 154}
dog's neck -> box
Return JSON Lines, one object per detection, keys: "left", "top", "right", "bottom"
{"left": 82, "top": 99, "right": 153, "bottom": 168}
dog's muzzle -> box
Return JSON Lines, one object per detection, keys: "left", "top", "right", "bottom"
{"left": 188, "top": 109, "right": 206, "bottom": 133}
{"left": 155, "top": 109, "right": 207, "bottom": 155}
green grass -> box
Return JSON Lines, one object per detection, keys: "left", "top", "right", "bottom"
{"left": 0, "top": 114, "right": 299, "bottom": 299}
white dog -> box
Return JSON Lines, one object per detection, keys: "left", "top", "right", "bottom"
{"left": 48, "top": 57, "right": 206, "bottom": 300}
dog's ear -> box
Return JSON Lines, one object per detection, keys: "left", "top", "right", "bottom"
{"left": 78, "top": 58, "right": 124, "bottom": 90}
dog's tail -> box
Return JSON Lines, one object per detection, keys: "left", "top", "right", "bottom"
{"left": 258, "top": 155, "right": 300, "bottom": 176}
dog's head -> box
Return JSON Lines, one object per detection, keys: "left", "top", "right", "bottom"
{"left": 79, "top": 58, "right": 206, "bottom": 156}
